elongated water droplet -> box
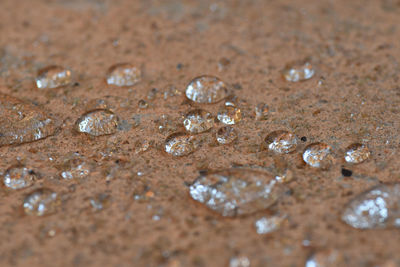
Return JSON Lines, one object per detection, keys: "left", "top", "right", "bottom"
{"left": 75, "top": 109, "right": 119, "bottom": 136}
{"left": 344, "top": 143, "right": 370, "bottom": 164}
{"left": 282, "top": 61, "right": 314, "bottom": 82}
{"left": 189, "top": 168, "right": 285, "bottom": 216}
{"left": 342, "top": 183, "right": 400, "bottom": 229}
{"left": 183, "top": 109, "right": 213, "bottom": 134}
{"left": 217, "top": 106, "right": 241, "bottom": 125}
{"left": 185, "top": 75, "right": 230, "bottom": 104}
{"left": 216, "top": 126, "right": 237, "bottom": 145}
{"left": 106, "top": 63, "right": 141, "bottom": 87}
{"left": 0, "top": 93, "right": 57, "bottom": 146}
{"left": 303, "top": 143, "right": 333, "bottom": 168}
{"left": 264, "top": 130, "right": 297, "bottom": 154}
{"left": 3, "top": 165, "right": 37, "bottom": 189}
{"left": 165, "top": 132, "right": 199, "bottom": 156}
{"left": 254, "top": 215, "right": 286, "bottom": 234}
{"left": 23, "top": 188, "right": 59, "bottom": 216}
{"left": 36, "top": 65, "right": 72, "bottom": 89}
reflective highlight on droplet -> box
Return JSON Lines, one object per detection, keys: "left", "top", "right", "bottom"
{"left": 106, "top": 63, "right": 141, "bottom": 87}
{"left": 344, "top": 143, "right": 370, "bottom": 164}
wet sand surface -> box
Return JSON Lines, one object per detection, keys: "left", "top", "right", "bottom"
{"left": 0, "top": 0, "right": 400, "bottom": 266}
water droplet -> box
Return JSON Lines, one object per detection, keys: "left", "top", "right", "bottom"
{"left": 264, "top": 130, "right": 297, "bottom": 154}
{"left": 134, "top": 139, "right": 152, "bottom": 154}
{"left": 90, "top": 193, "right": 110, "bottom": 211}
{"left": 23, "top": 188, "right": 59, "bottom": 216}
{"left": 302, "top": 143, "right": 333, "bottom": 168}
{"left": 282, "top": 61, "right": 314, "bottom": 82}
{"left": 305, "top": 250, "right": 344, "bottom": 267}
{"left": 0, "top": 94, "right": 57, "bottom": 146}
{"left": 189, "top": 168, "right": 285, "bottom": 216}
{"left": 165, "top": 132, "right": 199, "bottom": 157}
{"left": 138, "top": 99, "right": 148, "bottom": 109}
{"left": 3, "top": 165, "right": 37, "bottom": 189}
{"left": 60, "top": 155, "right": 90, "bottom": 180}
{"left": 216, "top": 126, "right": 237, "bottom": 145}
{"left": 106, "top": 63, "right": 141, "bottom": 87}
{"left": 254, "top": 215, "right": 286, "bottom": 234}
{"left": 185, "top": 75, "right": 230, "bottom": 104}
{"left": 217, "top": 106, "right": 241, "bottom": 125}
{"left": 183, "top": 109, "right": 213, "bottom": 134}
{"left": 36, "top": 65, "right": 72, "bottom": 89}
{"left": 156, "top": 114, "right": 179, "bottom": 134}
{"left": 254, "top": 103, "right": 269, "bottom": 120}
{"left": 342, "top": 183, "right": 400, "bottom": 229}
{"left": 229, "top": 256, "right": 250, "bottom": 267}
{"left": 344, "top": 143, "right": 370, "bottom": 164}
{"left": 75, "top": 109, "right": 119, "bottom": 136}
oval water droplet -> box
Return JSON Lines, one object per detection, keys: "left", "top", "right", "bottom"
{"left": 216, "top": 126, "right": 237, "bottom": 145}
{"left": 282, "top": 61, "right": 314, "bottom": 82}
{"left": 23, "top": 188, "right": 59, "bottom": 216}
{"left": 264, "top": 130, "right": 297, "bottom": 154}
{"left": 36, "top": 65, "right": 72, "bottom": 89}
{"left": 3, "top": 165, "right": 37, "bottom": 190}
{"left": 164, "top": 132, "right": 199, "bottom": 156}
{"left": 75, "top": 109, "right": 119, "bottom": 136}
{"left": 189, "top": 168, "right": 285, "bottom": 216}
{"left": 106, "top": 63, "right": 141, "bottom": 87}
{"left": 0, "top": 93, "right": 57, "bottom": 146}
{"left": 217, "top": 106, "right": 241, "bottom": 125}
{"left": 185, "top": 75, "right": 230, "bottom": 104}
{"left": 302, "top": 142, "right": 333, "bottom": 168}
{"left": 342, "top": 183, "right": 400, "bottom": 229}
{"left": 183, "top": 109, "right": 213, "bottom": 134}
{"left": 344, "top": 143, "right": 370, "bottom": 164}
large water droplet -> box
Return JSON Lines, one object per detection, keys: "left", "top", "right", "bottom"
{"left": 342, "top": 183, "right": 400, "bottom": 229}
{"left": 302, "top": 142, "right": 333, "bottom": 168}
{"left": 23, "top": 188, "right": 59, "bottom": 216}
{"left": 185, "top": 75, "right": 230, "bottom": 104}
{"left": 165, "top": 132, "right": 199, "bottom": 157}
{"left": 217, "top": 106, "right": 241, "bottom": 125}
{"left": 75, "top": 109, "right": 119, "bottom": 136}
{"left": 183, "top": 109, "right": 213, "bottom": 134}
{"left": 344, "top": 143, "right": 370, "bottom": 164}
{"left": 264, "top": 130, "right": 297, "bottom": 154}
{"left": 282, "top": 61, "right": 314, "bottom": 82}
{"left": 189, "top": 168, "right": 285, "bottom": 216}
{"left": 3, "top": 165, "right": 37, "bottom": 190}
{"left": 0, "top": 93, "right": 57, "bottom": 146}
{"left": 36, "top": 65, "right": 72, "bottom": 89}
{"left": 216, "top": 126, "right": 237, "bottom": 145}
{"left": 106, "top": 63, "right": 141, "bottom": 87}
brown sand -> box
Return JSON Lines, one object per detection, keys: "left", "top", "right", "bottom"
{"left": 0, "top": 0, "right": 400, "bottom": 266}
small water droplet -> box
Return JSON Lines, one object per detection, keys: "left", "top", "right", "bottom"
{"left": 23, "top": 188, "right": 59, "bottom": 216}
{"left": 342, "top": 183, "right": 400, "bottom": 229}
{"left": 264, "top": 130, "right": 297, "bottom": 154}
{"left": 60, "top": 154, "right": 90, "bottom": 180}
{"left": 305, "top": 250, "right": 344, "bottom": 267}
{"left": 183, "top": 109, "right": 213, "bottom": 134}
{"left": 138, "top": 99, "right": 148, "bottom": 109}
{"left": 216, "top": 126, "right": 237, "bottom": 145}
{"left": 282, "top": 61, "right": 314, "bottom": 82}
{"left": 254, "top": 215, "right": 286, "bottom": 234}
{"left": 344, "top": 143, "right": 370, "bottom": 164}
{"left": 185, "top": 75, "right": 230, "bottom": 104}
{"left": 134, "top": 139, "right": 152, "bottom": 154}
{"left": 254, "top": 103, "right": 269, "bottom": 120}
{"left": 165, "top": 132, "right": 199, "bottom": 156}
{"left": 302, "top": 142, "right": 333, "bottom": 168}
{"left": 217, "top": 106, "right": 241, "bottom": 125}
{"left": 156, "top": 114, "right": 179, "bottom": 134}
{"left": 36, "top": 65, "right": 72, "bottom": 89}
{"left": 3, "top": 165, "right": 37, "bottom": 189}
{"left": 189, "top": 168, "right": 285, "bottom": 216}
{"left": 75, "top": 109, "right": 119, "bottom": 136}
{"left": 229, "top": 256, "right": 250, "bottom": 267}
{"left": 106, "top": 63, "right": 141, "bottom": 87}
